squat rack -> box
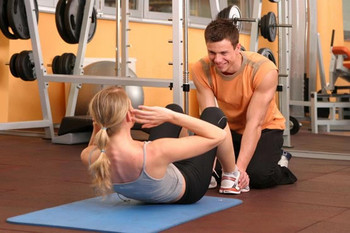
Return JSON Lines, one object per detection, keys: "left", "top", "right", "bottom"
{"left": 0, "top": 0, "right": 192, "bottom": 142}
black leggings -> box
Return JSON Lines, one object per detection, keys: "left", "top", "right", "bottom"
{"left": 148, "top": 104, "right": 227, "bottom": 204}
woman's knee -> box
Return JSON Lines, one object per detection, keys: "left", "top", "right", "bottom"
{"left": 200, "top": 107, "right": 227, "bottom": 129}
{"left": 166, "top": 104, "right": 183, "bottom": 113}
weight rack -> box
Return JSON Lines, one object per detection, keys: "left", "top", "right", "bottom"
{"left": 0, "top": 0, "right": 193, "bottom": 143}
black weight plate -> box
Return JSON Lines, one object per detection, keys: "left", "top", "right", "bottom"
{"left": 260, "top": 14, "right": 267, "bottom": 40}
{"left": 9, "top": 53, "right": 19, "bottom": 77}
{"left": 87, "top": 7, "right": 97, "bottom": 43}
{"left": 7, "top": 0, "right": 39, "bottom": 40}
{"left": 266, "top": 12, "right": 276, "bottom": 42}
{"left": 55, "top": 0, "right": 76, "bottom": 44}
{"left": 257, "top": 47, "right": 276, "bottom": 64}
{"left": 15, "top": 51, "right": 27, "bottom": 80}
{"left": 64, "top": 53, "right": 76, "bottom": 74}
{"left": 0, "top": 0, "right": 18, "bottom": 39}
{"left": 58, "top": 53, "right": 69, "bottom": 74}
{"left": 64, "top": 0, "right": 85, "bottom": 43}
{"left": 61, "top": 53, "right": 71, "bottom": 74}
{"left": 52, "top": 55, "right": 60, "bottom": 74}
{"left": 20, "top": 50, "right": 36, "bottom": 81}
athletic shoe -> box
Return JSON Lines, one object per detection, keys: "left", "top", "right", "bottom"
{"left": 219, "top": 171, "right": 241, "bottom": 194}
{"left": 241, "top": 185, "right": 250, "bottom": 193}
{"left": 278, "top": 150, "right": 292, "bottom": 167}
{"left": 209, "top": 175, "right": 217, "bottom": 189}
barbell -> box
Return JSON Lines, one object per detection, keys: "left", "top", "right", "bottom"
{"left": 220, "top": 5, "right": 292, "bottom": 42}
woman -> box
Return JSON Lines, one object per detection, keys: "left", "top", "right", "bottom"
{"left": 81, "top": 86, "right": 241, "bottom": 204}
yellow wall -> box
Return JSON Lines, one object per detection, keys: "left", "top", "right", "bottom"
{"left": 0, "top": 0, "right": 347, "bottom": 124}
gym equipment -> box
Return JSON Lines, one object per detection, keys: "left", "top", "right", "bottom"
{"left": 55, "top": 0, "right": 97, "bottom": 44}
{"left": 6, "top": 0, "right": 38, "bottom": 39}
{"left": 257, "top": 47, "right": 276, "bottom": 64}
{"left": 7, "top": 194, "right": 242, "bottom": 233}
{"left": 9, "top": 53, "right": 19, "bottom": 78}
{"left": 9, "top": 50, "right": 36, "bottom": 81}
{"left": 0, "top": 0, "right": 17, "bottom": 39}
{"left": 75, "top": 61, "right": 144, "bottom": 115}
{"left": 289, "top": 116, "right": 301, "bottom": 135}
{"left": 0, "top": 0, "right": 194, "bottom": 143}
{"left": 52, "top": 53, "right": 76, "bottom": 75}
{"left": 224, "top": 5, "right": 292, "bottom": 42}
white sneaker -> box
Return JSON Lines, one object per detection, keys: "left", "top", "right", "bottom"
{"left": 208, "top": 175, "right": 217, "bottom": 189}
{"left": 219, "top": 171, "right": 241, "bottom": 194}
{"left": 278, "top": 151, "right": 292, "bottom": 168}
{"left": 241, "top": 185, "right": 250, "bottom": 193}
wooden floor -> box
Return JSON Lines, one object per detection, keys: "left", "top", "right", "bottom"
{"left": 0, "top": 126, "right": 349, "bottom": 233}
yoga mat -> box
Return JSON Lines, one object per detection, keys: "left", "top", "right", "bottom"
{"left": 7, "top": 194, "right": 242, "bottom": 233}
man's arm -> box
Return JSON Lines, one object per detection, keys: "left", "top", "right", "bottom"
{"left": 193, "top": 75, "right": 238, "bottom": 176}
{"left": 236, "top": 69, "right": 279, "bottom": 172}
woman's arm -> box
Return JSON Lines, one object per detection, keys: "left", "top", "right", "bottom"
{"left": 132, "top": 106, "right": 226, "bottom": 163}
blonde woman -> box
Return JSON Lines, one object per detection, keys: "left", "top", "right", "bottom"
{"left": 81, "top": 86, "right": 242, "bottom": 204}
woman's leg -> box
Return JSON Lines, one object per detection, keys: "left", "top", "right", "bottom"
{"left": 148, "top": 104, "right": 183, "bottom": 141}
{"left": 175, "top": 107, "right": 226, "bottom": 204}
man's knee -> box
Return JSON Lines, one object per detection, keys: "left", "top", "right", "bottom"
{"left": 248, "top": 168, "right": 276, "bottom": 189}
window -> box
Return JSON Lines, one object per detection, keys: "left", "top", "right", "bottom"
{"left": 149, "top": 0, "right": 172, "bottom": 13}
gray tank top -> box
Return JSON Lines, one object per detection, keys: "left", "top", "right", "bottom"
{"left": 112, "top": 141, "right": 184, "bottom": 203}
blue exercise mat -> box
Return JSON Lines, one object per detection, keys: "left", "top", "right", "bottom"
{"left": 7, "top": 194, "right": 242, "bottom": 233}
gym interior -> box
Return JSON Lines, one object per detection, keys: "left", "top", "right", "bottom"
{"left": 1, "top": 0, "right": 349, "bottom": 232}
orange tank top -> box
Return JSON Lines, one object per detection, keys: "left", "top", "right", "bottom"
{"left": 191, "top": 51, "right": 285, "bottom": 134}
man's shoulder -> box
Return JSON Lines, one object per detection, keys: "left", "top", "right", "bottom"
{"left": 193, "top": 56, "right": 211, "bottom": 70}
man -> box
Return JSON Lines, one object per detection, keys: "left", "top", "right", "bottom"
{"left": 191, "top": 19, "right": 297, "bottom": 191}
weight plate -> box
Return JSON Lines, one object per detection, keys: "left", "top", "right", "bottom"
{"left": 216, "top": 6, "right": 230, "bottom": 19}
{"left": 229, "top": 5, "right": 242, "bottom": 32}
{"left": 20, "top": 50, "right": 36, "bottom": 81}
{"left": 64, "top": 0, "right": 85, "bottom": 43}
{"left": 55, "top": 0, "right": 76, "bottom": 44}
{"left": 265, "top": 12, "right": 276, "bottom": 42}
{"left": 52, "top": 55, "right": 60, "bottom": 74}
{"left": 15, "top": 51, "right": 26, "bottom": 80}
{"left": 64, "top": 53, "right": 76, "bottom": 74}
{"left": 57, "top": 53, "right": 67, "bottom": 74}
{"left": 0, "top": 0, "right": 18, "bottom": 39}
{"left": 87, "top": 7, "right": 97, "bottom": 42}
{"left": 9, "top": 53, "right": 19, "bottom": 77}
{"left": 257, "top": 47, "right": 276, "bottom": 65}
{"left": 289, "top": 116, "right": 300, "bottom": 135}
{"left": 260, "top": 14, "right": 267, "bottom": 40}
{"left": 7, "top": 0, "right": 39, "bottom": 40}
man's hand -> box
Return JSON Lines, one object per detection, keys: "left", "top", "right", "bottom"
{"left": 238, "top": 167, "right": 250, "bottom": 189}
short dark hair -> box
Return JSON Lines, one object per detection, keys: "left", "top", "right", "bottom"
{"left": 204, "top": 18, "right": 239, "bottom": 48}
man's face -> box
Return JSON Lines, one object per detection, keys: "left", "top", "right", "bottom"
{"left": 206, "top": 39, "right": 241, "bottom": 75}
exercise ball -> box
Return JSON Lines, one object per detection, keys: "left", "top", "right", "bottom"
{"left": 75, "top": 61, "right": 144, "bottom": 115}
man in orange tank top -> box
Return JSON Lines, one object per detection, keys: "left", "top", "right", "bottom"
{"left": 191, "top": 19, "right": 297, "bottom": 191}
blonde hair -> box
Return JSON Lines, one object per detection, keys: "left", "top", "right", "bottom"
{"left": 88, "top": 86, "right": 130, "bottom": 195}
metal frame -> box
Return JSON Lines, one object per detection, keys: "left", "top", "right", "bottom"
{"left": 278, "top": 0, "right": 292, "bottom": 147}
{"left": 0, "top": 0, "right": 193, "bottom": 142}
{"left": 310, "top": 92, "right": 350, "bottom": 133}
